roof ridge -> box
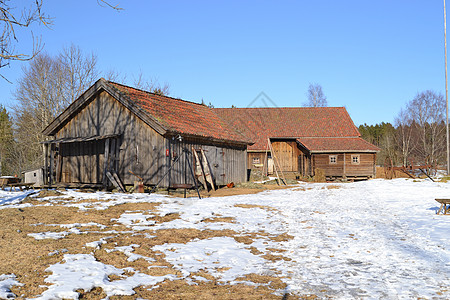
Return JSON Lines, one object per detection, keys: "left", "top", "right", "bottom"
{"left": 107, "top": 80, "right": 208, "bottom": 108}
{"left": 214, "top": 106, "right": 346, "bottom": 110}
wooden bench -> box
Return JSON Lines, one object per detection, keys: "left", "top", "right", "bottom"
{"left": 3, "top": 182, "right": 35, "bottom": 191}
{"left": 435, "top": 199, "right": 450, "bottom": 215}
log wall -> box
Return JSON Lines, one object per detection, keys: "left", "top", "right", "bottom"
{"left": 312, "top": 153, "right": 376, "bottom": 178}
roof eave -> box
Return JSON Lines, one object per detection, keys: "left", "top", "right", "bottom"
{"left": 310, "top": 150, "right": 380, "bottom": 154}
{"left": 165, "top": 131, "right": 253, "bottom": 147}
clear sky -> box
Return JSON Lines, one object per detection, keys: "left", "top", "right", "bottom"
{"left": 0, "top": 0, "right": 447, "bottom": 126}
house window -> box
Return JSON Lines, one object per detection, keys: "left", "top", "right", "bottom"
{"left": 329, "top": 155, "right": 337, "bottom": 164}
{"left": 252, "top": 157, "right": 260, "bottom": 165}
{"left": 351, "top": 155, "right": 360, "bottom": 165}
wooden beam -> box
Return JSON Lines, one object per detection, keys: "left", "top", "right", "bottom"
{"left": 267, "top": 139, "right": 286, "bottom": 185}
{"left": 103, "top": 138, "right": 110, "bottom": 188}
{"left": 43, "top": 143, "right": 49, "bottom": 185}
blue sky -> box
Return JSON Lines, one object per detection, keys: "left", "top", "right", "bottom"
{"left": 0, "top": 0, "right": 447, "bottom": 126}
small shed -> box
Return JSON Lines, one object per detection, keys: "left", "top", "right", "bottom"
{"left": 23, "top": 168, "right": 44, "bottom": 187}
{"left": 214, "top": 107, "right": 380, "bottom": 180}
{"left": 42, "top": 78, "right": 251, "bottom": 189}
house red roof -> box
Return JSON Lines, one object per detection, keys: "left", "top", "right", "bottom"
{"left": 297, "top": 137, "right": 380, "bottom": 153}
{"left": 214, "top": 107, "right": 362, "bottom": 151}
{"left": 108, "top": 82, "right": 250, "bottom": 144}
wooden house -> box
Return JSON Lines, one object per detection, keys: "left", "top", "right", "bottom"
{"left": 214, "top": 107, "right": 380, "bottom": 180}
{"left": 42, "top": 78, "right": 251, "bottom": 189}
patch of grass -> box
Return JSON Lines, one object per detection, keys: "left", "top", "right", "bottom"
{"left": 440, "top": 176, "right": 450, "bottom": 182}
{"left": 2, "top": 190, "right": 307, "bottom": 299}
{"left": 313, "top": 169, "right": 326, "bottom": 183}
{"left": 201, "top": 216, "right": 235, "bottom": 223}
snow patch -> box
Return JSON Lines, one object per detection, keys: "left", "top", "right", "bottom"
{"left": 0, "top": 274, "right": 23, "bottom": 299}
{"left": 34, "top": 254, "right": 174, "bottom": 299}
{"left": 153, "top": 237, "right": 267, "bottom": 283}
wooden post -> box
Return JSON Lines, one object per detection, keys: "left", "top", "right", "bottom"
{"left": 43, "top": 143, "right": 49, "bottom": 185}
{"left": 103, "top": 138, "right": 110, "bottom": 188}
{"left": 49, "top": 144, "right": 54, "bottom": 186}
{"left": 261, "top": 142, "right": 270, "bottom": 181}
{"left": 343, "top": 153, "right": 347, "bottom": 178}
{"left": 109, "top": 138, "right": 117, "bottom": 172}
{"left": 56, "top": 143, "right": 62, "bottom": 183}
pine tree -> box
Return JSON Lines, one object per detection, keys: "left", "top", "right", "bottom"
{"left": 0, "top": 105, "right": 15, "bottom": 176}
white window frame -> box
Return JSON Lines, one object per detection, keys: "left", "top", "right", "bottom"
{"left": 351, "top": 154, "right": 360, "bottom": 165}
{"left": 252, "top": 157, "right": 261, "bottom": 165}
{"left": 329, "top": 155, "right": 337, "bottom": 164}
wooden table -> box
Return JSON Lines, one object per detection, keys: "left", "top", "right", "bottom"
{"left": 0, "top": 177, "right": 20, "bottom": 190}
{"left": 435, "top": 198, "right": 450, "bottom": 215}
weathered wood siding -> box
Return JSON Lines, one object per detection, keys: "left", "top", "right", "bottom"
{"left": 166, "top": 139, "right": 247, "bottom": 187}
{"left": 271, "top": 140, "right": 301, "bottom": 172}
{"left": 312, "top": 153, "right": 376, "bottom": 178}
{"left": 247, "top": 152, "right": 266, "bottom": 169}
{"left": 54, "top": 91, "right": 247, "bottom": 186}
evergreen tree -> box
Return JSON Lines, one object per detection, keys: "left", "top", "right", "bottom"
{"left": 0, "top": 105, "right": 15, "bottom": 175}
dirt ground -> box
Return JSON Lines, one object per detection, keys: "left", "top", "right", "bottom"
{"left": 161, "top": 183, "right": 294, "bottom": 199}
{"left": 0, "top": 184, "right": 316, "bottom": 299}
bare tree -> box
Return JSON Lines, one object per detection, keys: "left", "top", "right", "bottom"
{"left": 58, "top": 44, "right": 99, "bottom": 105}
{"left": 12, "top": 46, "right": 100, "bottom": 171}
{"left": 0, "top": 0, "right": 51, "bottom": 75}
{"left": 304, "top": 83, "right": 328, "bottom": 107}
{"left": 132, "top": 71, "right": 170, "bottom": 96}
{"left": 0, "top": 0, "right": 121, "bottom": 78}
{"left": 394, "top": 108, "right": 416, "bottom": 166}
{"left": 407, "top": 90, "right": 446, "bottom": 165}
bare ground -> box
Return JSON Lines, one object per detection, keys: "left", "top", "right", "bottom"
{"left": 0, "top": 185, "right": 316, "bottom": 299}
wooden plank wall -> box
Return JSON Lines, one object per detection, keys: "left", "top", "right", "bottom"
{"left": 165, "top": 139, "right": 247, "bottom": 187}
{"left": 312, "top": 153, "right": 376, "bottom": 178}
{"left": 247, "top": 152, "right": 266, "bottom": 170}
{"left": 271, "top": 140, "right": 300, "bottom": 172}
{"left": 54, "top": 91, "right": 247, "bottom": 187}
{"left": 55, "top": 91, "right": 166, "bottom": 185}
{"left": 59, "top": 140, "right": 105, "bottom": 183}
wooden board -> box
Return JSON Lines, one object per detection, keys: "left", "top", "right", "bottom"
{"left": 106, "top": 171, "right": 126, "bottom": 193}
{"left": 201, "top": 149, "right": 216, "bottom": 191}
{"left": 192, "top": 147, "right": 207, "bottom": 188}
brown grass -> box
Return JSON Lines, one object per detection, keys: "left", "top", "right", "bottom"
{"left": 375, "top": 166, "right": 410, "bottom": 179}
{"left": 166, "top": 183, "right": 294, "bottom": 199}
{"left": 1, "top": 189, "right": 309, "bottom": 299}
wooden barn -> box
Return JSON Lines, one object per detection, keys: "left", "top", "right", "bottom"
{"left": 42, "top": 78, "right": 250, "bottom": 189}
{"left": 214, "top": 107, "right": 380, "bottom": 180}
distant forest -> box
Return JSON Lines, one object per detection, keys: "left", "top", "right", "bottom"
{"left": 359, "top": 91, "right": 446, "bottom": 168}
{"left": 359, "top": 91, "right": 448, "bottom": 169}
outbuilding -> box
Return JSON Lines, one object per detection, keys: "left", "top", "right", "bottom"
{"left": 214, "top": 107, "right": 380, "bottom": 180}
{"left": 42, "top": 78, "right": 250, "bottom": 189}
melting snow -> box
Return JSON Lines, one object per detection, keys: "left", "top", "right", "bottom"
{"left": 3, "top": 178, "right": 450, "bottom": 298}
{"left": 0, "top": 274, "right": 23, "bottom": 299}
{"left": 34, "top": 254, "right": 174, "bottom": 300}
{"left": 154, "top": 237, "right": 267, "bottom": 282}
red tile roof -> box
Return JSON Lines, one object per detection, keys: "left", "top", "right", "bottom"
{"left": 297, "top": 137, "right": 380, "bottom": 153}
{"left": 108, "top": 82, "right": 250, "bottom": 144}
{"left": 214, "top": 107, "right": 363, "bottom": 151}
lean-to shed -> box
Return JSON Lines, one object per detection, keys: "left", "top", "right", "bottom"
{"left": 214, "top": 107, "right": 380, "bottom": 180}
{"left": 42, "top": 78, "right": 251, "bottom": 188}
